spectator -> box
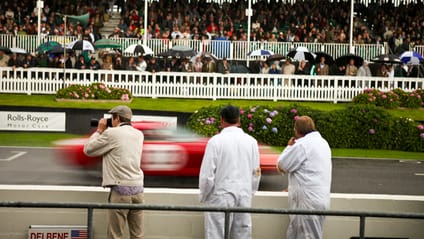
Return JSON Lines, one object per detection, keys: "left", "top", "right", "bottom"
{"left": 345, "top": 58, "right": 358, "bottom": 76}
{"left": 0, "top": 50, "right": 10, "bottom": 67}
{"left": 192, "top": 56, "right": 203, "bottom": 72}
{"left": 84, "top": 105, "right": 145, "bottom": 239}
{"left": 357, "top": 60, "right": 372, "bottom": 77}
{"left": 146, "top": 57, "right": 161, "bottom": 73}
{"left": 277, "top": 116, "right": 332, "bottom": 239}
{"left": 126, "top": 56, "right": 137, "bottom": 71}
{"left": 282, "top": 58, "right": 295, "bottom": 75}
{"left": 202, "top": 57, "right": 216, "bottom": 73}
{"left": 295, "top": 60, "right": 310, "bottom": 75}
{"left": 260, "top": 61, "right": 270, "bottom": 74}
{"left": 75, "top": 55, "right": 87, "bottom": 69}
{"left": 199, "top": 104, "right": 261, "bottom": 239}
{"left": 7, "top": 54, "right": 21, "bottom": 68}
{"left": 314, "top": 56, "right": 330, "bottom": 76}
{"left": 87, "top": 57, "right": 101, "bottom": 70}
{"left": 22, "top": 54, "right": 36, "bottom": 68}
{"left": 135, "top": 55, "right": 147, "bottom": 72}
{"left": 217, "top": 57, "right": 231, "bottom": 74}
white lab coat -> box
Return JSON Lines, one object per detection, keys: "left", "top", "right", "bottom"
{"left": 199, "top": 126, "right": 261, "bottom": 239}
{"left": 277, "top": 131, "right": 332, "bottom": 239}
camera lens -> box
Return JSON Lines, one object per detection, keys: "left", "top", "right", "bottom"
{"left": 90, "top": 118, "right": 112, "bottom": 127}
{"left": 90, "top": 118, "right": 99, "bottom": 127}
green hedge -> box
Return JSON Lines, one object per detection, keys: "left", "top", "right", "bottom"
{"left": 187, "top": 104, "right": 424, "bottom": 152}
{"left": 353, "top": 88, "right": 423, "bottom": 109}
{"left": 56, "top": 83, "right": 132, "bottom": 101}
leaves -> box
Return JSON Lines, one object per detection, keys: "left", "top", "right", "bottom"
{"left": 55, "top": 83, "right": 132, "bottom": 101}
{"left": 187, "top": 104, "right": 424, "bottom": 152}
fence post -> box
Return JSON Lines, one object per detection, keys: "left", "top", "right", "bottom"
{"left": 224, "top": 210, "right": 230, "bottom": 239}
{"left": 359, "top": 215, "right": 366, "bottom": 239}
{"left": 87, "top": 207, "right": 94, "bottom": 239}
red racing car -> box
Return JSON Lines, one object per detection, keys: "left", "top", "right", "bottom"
{"left": 54, "top": 121, "right": 279, "bottom": 176}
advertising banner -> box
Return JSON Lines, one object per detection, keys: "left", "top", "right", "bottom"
{"left": 0, "top": 111, "right": 66, "bottom": 132}
{"left": 28, "top": 225, "right": 87, "bottom": 239}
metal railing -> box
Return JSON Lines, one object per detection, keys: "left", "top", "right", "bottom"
{"left": 0, "top": 34, "right": 390, "bottom": 61}
{"left": 1, "top": 201, "right": 423, "bottom": 239}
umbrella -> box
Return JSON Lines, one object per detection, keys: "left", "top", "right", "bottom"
{"left": 248, "top": 49, "right": 275, "bottom": 57}
{"left": 36, "top": 41, "right": 61, "bottom": 53}
{"left": 123, "top": 44, "right": 154, "bottom": 56}
{"left": 66, "top": 40, "right": 95, "bottom": 52}
{"left": 158, "top": 45, "right": 197, "bottom": 58}
{"left": 0, "top": 46, "right": 12, "bottom": 54}
{"left": 335, "top": 54, "right": 364, "bottom": 68}
{"left": 399, "top": 51, "right": 423, "bottom": 65}
{"left": 48, "top": 45, "right": 73, "bottom": 54}
{"left": 94, "top": 39, "right": 121, "bottom": 49}
{"left": 266, "top": 54, "right": 285, "bottom": 62}
{"left": 370, "top": 54, "right": 402, "bottom": 64}
{"left": 10, "top": 47, "right": 27, "bottom": 54}
{"left": 314, "top": 51, "right": 334, "bottom": 65}
{"left": 287, "top": 47, "right": 315, "bottom": 62}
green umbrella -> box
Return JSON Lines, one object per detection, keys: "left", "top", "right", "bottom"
{"left": 36, "top": 41, "right": 61, "bottom": 53}
{"left": 0, "top": 46, "right": 12, "bottom": 54}
{"left": 94, "top": 39, "right": 121, "bottom": 49}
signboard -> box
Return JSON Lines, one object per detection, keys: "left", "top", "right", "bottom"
{"left": 28, "top": 225, "right": 87, "bottom": 239}
{"left": 0, "top": 111, "right": 66, "bottom": 132}
{"left": 103, "top": 114, "right": 178, "bottom": 129}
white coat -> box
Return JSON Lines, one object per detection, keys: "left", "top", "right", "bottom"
{"left": 277, "top": 131, "right": 332, "bottom": 239}
{"left": 199, "top": 126, "right": 261, "bottom": 239}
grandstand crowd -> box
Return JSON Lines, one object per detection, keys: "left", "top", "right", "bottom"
{"left": 0, "top": 0, "right": 423, "bottom": 77}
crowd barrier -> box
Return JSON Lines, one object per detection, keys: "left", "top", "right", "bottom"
{"left": 0, "top": 185, "right": 423, "bottom": 239}
{"left": 0, "top": 34, "right": 392, "bottom": 61}
{"left": 1, "top": 67, "right": 422, "bottom": 103}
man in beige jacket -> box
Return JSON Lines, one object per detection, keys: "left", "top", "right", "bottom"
{"left": 84, "top": 105, "right": 145, "bottom": 239}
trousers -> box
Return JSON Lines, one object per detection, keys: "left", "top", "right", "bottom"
{"left": 107, "top": 189, "right": 144, "bottom": 239}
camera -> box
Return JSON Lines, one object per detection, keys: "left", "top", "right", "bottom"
{"left": 90, "top": 118, "right": 112, "bottom": 127}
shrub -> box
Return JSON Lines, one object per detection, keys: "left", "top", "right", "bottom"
{"left": 353, "top": 88, "right": 423, "bottom": 109}
{"left": 186, "top": 104, "right": 423, "bottom": 152}
{"left": 56, "top": 83, "right": 132, "bottom": 101}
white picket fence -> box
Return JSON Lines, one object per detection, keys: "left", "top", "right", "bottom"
{"left": 1, "top": 67, "right": 422, "bottom": 103}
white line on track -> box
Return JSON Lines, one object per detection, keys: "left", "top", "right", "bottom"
{"left": 0, "top": 151, "right": 27, "bottom": 162}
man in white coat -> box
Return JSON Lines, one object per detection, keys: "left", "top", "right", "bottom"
{"left": 199, "top": 104, "right": 261, "bottom": 239}
{"left": 277, "top": 116, "right": 332, "bottom": 239}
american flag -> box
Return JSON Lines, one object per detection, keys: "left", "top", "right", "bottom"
{"left": 70, "top": 229, "right": 87, "bottom": 239}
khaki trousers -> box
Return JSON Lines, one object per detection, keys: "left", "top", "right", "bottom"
{"left": 108, "top": 189, "right": 144, "bottom": 239}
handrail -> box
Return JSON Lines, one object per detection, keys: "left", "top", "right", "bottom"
{"left": 1, "top": 201, "right": 423, "bottom": 239}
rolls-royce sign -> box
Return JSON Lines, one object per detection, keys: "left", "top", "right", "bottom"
{"left": 0, "top": 111, "right": 66, "bottom": 132}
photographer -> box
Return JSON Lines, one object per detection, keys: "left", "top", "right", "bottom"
{"left": 84, "top": 105, "right": 145, "bottom": 239}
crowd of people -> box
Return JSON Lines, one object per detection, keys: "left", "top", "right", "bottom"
{"left": 0, "top": 0, "right": 423, "bottom": 51}
{"left": 0, "top": 0, "right": 423, "bottom": 78}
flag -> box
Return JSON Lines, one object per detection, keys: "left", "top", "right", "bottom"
{"left": 71, "top": 229, "right": 87, "bottom": 239}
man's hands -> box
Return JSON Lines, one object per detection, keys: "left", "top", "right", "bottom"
{"left": 287, "top": 137, "right": 296, "bottom": 146}
{"left": 97, "top": 118, "right": 108, "bottom": 134}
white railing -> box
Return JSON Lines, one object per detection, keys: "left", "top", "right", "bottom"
{"left": 0, "top": 34, "right": 391, "bottom": 61}
{"left": 1, "top": 67, "right": 422, "bottom": 103}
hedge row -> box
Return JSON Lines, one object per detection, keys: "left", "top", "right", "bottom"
{"left": 187, "top": 104, "right": 424, "bottom": 152}
{"left": 353, "top": 88, "right": 423, "bottom": 109}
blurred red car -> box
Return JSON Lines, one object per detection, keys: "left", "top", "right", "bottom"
{"left": 54, "top": 121, "right": 279, "bottom": 176}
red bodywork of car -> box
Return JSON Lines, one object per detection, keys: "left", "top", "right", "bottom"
{"left": 54, "top": 121, "right": 279, "bottom": 176}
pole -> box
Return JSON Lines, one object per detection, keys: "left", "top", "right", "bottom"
{"left": 63, "top": 16, "right": 67, "bottom": 88}
{"left": 349, "top": 0, "right": 354, "bottom": 54}
{"left": 36, "top": 0, "right": 44, "bottom": 49}
{"left": 246, "top": 0, "right": 252, "bottom": 67}
{"left": 143, "top": 0, "right": 148, "bottom": 45}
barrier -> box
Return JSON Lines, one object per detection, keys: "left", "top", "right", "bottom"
{"left": 0, "top": 186, "right": 423, "bottom": 239}
{"left": 1, "top": 67, "right": 422, "bottom": 103}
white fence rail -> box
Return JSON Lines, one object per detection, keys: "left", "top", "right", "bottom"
{"left": 0, "top": 34, "right": 391, "bottom": 61}
{"left": 1, "top": 67, "right": 422, "bottom": 103}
